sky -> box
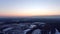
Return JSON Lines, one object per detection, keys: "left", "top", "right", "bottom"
{"left": 0, "top": 0, "right": 60, "bottom": 16}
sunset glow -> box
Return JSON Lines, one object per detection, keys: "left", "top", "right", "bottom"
{"left": 0, "top": 0, "right": 60, "bottom": 16}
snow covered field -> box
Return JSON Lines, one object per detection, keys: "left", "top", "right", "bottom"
{"left": 1, "top": 23, "right": 60, "bottom": 34}
{"left": 33, "top": 29, "right": 60, "bottom": 34}
{"left": 24, "top": 29, "right": 60, "bottom": 34}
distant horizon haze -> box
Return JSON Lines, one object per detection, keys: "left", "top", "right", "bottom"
{"left": 0, "top": 0, "right": 60, "bottom": 16}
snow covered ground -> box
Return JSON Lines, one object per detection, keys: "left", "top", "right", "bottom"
{"left": 33, "top": 29, "right": 60, "bottom": 34}
{"left": 55, "top": 29, "right": 60, "bottom": 34}
{"left": 24, "top": 29, "right": 60, "bottom": 34}
{"left": 1, "top": 23, "right": 60, "bottom": 34}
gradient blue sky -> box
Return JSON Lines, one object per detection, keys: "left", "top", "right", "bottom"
{"left": 0, "top": 0, "right": 60, "bottom": 16}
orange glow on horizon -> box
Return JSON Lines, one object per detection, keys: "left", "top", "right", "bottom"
{"left": 0, "top": 11, "right": 60, "bottom": 17}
